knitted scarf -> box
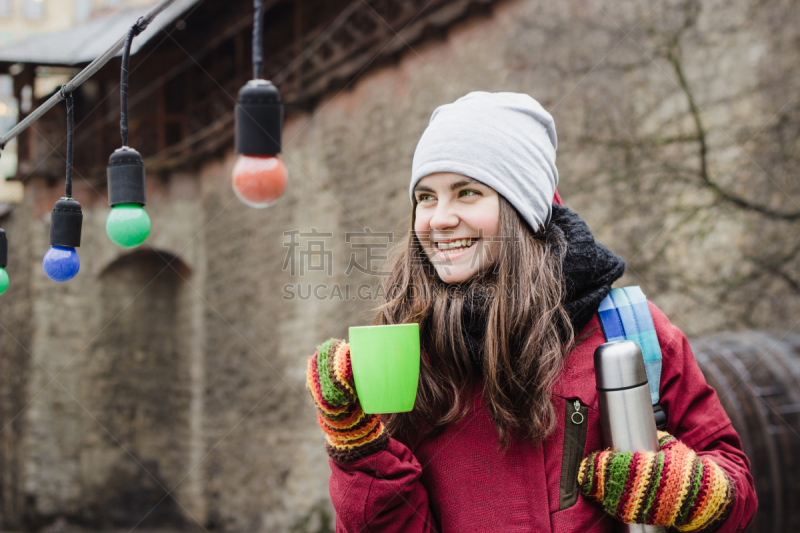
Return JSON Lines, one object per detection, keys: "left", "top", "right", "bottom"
{"left": 462, "top": 204, "right": 626, "bottom": 360}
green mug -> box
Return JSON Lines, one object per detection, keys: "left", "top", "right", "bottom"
{"left": 348, "top": 323, "right": 420, "bottom": 414}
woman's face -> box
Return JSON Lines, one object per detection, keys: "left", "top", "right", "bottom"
{"left": 413, "top": 172, "right": 501, "bottom": 284}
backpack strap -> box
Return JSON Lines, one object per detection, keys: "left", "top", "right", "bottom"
{"left": 597, "top": 286, "right": 663, "bottom": 409}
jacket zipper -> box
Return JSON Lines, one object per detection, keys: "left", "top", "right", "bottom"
{"left": 559, "top": 398, "right": 588, "bottom": 510}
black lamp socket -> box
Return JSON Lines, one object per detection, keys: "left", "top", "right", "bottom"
{"left": 50, "top": 198, "right": 82, "bottom": 248}
{"left": 108, "top": 147, "right": 147, "bottom": 207}
{"left": 0, "top": 228, "right": 6, "bottom": 268}
{"left": 235, "top": 79, "right": 282, "bottom": 156}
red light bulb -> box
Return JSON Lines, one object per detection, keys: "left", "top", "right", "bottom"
{"left": 231, "top": 154, "right": 287, "bottom": 208}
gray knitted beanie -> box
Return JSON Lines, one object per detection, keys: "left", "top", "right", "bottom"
{"left": 409, "top": 91, "right": 558, "bottom": 231}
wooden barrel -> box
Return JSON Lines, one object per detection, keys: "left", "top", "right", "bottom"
{"left": 691, "top": 331, "right": 800, "bottom": 533}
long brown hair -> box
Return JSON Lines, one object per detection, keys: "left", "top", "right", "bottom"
{"left": 373, "top": 195, "right": 574, "bottom": 449}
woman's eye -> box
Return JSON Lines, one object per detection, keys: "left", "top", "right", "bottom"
{"left": 417, "top": 193, "right": 434, "bottom": 202}
{"left": 459, "top": 189, "right": 480, "bottom": 198}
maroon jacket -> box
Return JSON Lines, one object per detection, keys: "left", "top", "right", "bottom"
{"left": 327, "top": 303, "right": 758, "bottom": 532}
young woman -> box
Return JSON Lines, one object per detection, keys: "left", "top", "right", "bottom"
{"left": 306, "top": 92, "right": 757, "bottom": 532}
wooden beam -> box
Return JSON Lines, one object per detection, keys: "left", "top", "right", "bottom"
{"left": 294, "top": 0, "right": 304, "bottom": 91}
{"left": 234, "top": 30, "right": 246, "bottom": 79}
{"left": 157, "top": 82, "right": 167, "bottom": 153}
{"left": 11, "top": 65, "right": 35, "bottom": 166}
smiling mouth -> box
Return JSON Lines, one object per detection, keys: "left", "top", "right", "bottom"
{"left": 434, "top": 238, "right": 479, "bottom": 254}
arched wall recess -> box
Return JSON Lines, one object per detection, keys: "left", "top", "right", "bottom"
{"left": 98, "top": 248, "right": 193, "bottom": 280}
{"left": 82, "top": 248, "right": 196, "bottom": 528}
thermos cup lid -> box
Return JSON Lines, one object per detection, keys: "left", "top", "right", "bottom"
{"left": 594, "top": 340, "right": 648, "bottom": 390}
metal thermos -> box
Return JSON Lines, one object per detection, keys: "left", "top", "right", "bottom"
{"left": 594, "top": 340, "right": 666, "bottom": 533}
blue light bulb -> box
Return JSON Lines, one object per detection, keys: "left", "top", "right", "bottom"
{"left": 42, "top": 245, "right": 80, "bottom": 282}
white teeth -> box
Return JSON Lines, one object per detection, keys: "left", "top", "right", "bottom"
{"left": 436, "top": 238, "right": 476, "bottom": 251}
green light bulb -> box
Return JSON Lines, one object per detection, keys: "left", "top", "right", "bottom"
{"left": 106, "top": 203, "right": 151, "bottom": 248}
{"left": 0, "top": 267, "right": 8, "bottom": 295}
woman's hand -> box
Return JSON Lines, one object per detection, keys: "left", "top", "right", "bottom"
{"left": 306, "top": 338, "right": 389, "bottom": 462}
{"left": 578, "top": 431, "right": 735, "bottom": 533}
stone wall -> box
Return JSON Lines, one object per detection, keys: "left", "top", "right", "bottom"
{"left": 1, "top": 0, "right": 799, "bottom": 530}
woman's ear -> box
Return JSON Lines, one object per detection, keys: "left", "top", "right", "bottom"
{"left": 553, "top": 189, "right": 563, "bottom": 206}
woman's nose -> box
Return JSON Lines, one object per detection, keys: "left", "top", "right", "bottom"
{"left": 429, "top": 201, "right": 459, "bottom": 230}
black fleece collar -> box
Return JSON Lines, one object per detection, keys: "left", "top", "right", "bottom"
{"left": 550, "top": 203, "right": 626, "bottom": 334}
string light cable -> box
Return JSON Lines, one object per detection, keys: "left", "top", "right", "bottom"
{"left": 253, "top": 0, "right": 264, "bottom": 81}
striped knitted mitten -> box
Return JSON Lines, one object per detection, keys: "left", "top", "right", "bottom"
{"left": 578, "top": 431, "right": 735, "bottom": 533}
{"left": 306, "top": 338, "right": 389, "bottom": 463}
